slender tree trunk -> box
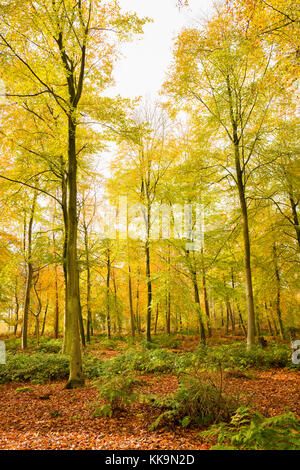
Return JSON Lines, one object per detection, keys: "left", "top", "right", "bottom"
{"left": 226, "top": 76, "right": 256, "bottom": 349}
{"left": 237, "top": 305, "right": 247, "bottom": 337}
{"left": 220, "top": 302, "right": 224, "bottom": 328}
{"left": 212, "top": 298, "right": 216, "bottom": 327}
{"left": 83, "top": 220, "right": 92, "bottom": 343}
{"left": 187, "top": 249, "right": 206, "bottom": 343}
{"left": 145, "top": 237, "right": 152, "bottom": 342}
{"left": 226, "top": 301, "right": 230, "bottom": 335}
{"left": 235, "top": 154, "right": 255, "bottom": 347}
{"left": 65, "top": 118, "right": 84, "bottom": 388}
{"left": 14, "top": 279, "right": 19, "bottom": 336}
{"left": 155, "top": 304, "right": 159, "bottom": 334}
{"left": 289, "top": 194, "right": 300, "bottom": 249}
{"left": 230, "top": 269, "right": 236, "bottom": 332}
{"left": 54, "top": 255, "right": 60, "bottom": 339}
{"left": 106, "top": 248, "right": 111, "bottom": 340}
{"left": 264, "top": 301, "right": 274, "bottom": 336}
{"left": 78, "top": 298, "right": 86, "bottom": 348}
{"left": 229, "top": 302, "right": 235, "bottom": 332}
{"left": 135, "top": 270, "right": 140, "bottom": 334}
{"left": 61, "top": 172, "right": 69, "bottom": 353}
{"left": 21, "top": 191, "right": 37, "bottom": 350}
{"left": 113, "top": 273, "right": 122, "bottom": 335}
{"left": 174, "top": 309, "right": 178, "bottom": 332}
{"left": 273, "top": 244, "right": 285, "bottom": 339}
{"left": 269, "top": 301, "right": 279, "bottom": 336}
{"left": 52, "top": 223, "right": 60, "bottom": 339}
{"left": 128, "top": 262, "right": 135, "bottom": 338}
{"left": 36, "top": 317, "right": 40, "bottom": 346}
{"left": 41, "top": 300, "right": 49, "bottom": 337}
{"left": 191, "top": 270, "right": 206, "bottom": 344}
{"left": 22, "top": 263, "right": 33, "bottom": 350}
{"left": 166, "top": 247, "right": 171, "bottom": 335}
{"left": 202, "top": 267, "right": 212, "bottom": 336}
{"left": 256, "top": 308, "right": 261, "bottom": 337}
{"left": 33, "top": 276, "right": 42, "bottom": 346}
{"left": 166, "top": 290, "right": 171, "bottom": 335}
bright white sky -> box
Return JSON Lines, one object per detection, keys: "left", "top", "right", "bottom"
{"left": 107, "top": 0, "right": 213, "bottom": 98}
{"left": 96, "top": 0, "right": 213, "bottom": 179}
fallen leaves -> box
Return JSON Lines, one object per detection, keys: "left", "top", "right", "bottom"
{"left": 0, "top": 368, "right": 298, "bottom": 450}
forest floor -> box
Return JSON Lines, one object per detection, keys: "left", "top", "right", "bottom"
{"left": 0, "top": 337, "right": 299, "bottom": 450}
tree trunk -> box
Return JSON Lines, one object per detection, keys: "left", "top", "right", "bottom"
{"left": 135, "top": 270, "right": 140, "bottom": 334}
{"left": 35, "top": 316, "right": 40, "bottom": 346}
{"left": 230, "top": 269, "right": 236, "bottom": 332}
{"left": 166, "top": 247, "right": 171, "bottom": 335}
{"left": 264, "top": 301, "right": 274, "bottom": 336}
{"left": 128, "top": 262, "right": 135, "bottom": 338}
{"left": 229, "top": 302, "right": 235, "bottom": 332}
{"left": 14, "top": 279, "right": 19, "bottom": 336}
{"left": 226, "top": 301, "right": 230, "bottom": 335}
{"left": 166, "top": 290, "right": 171, "bottom": 335}
{"left": 289, "top": 194, "right": 300, "bottom": 250}
{"left": 61, "top": 171, "right": 69, "bottom": 353}
{"left": 78, "top": 301, "right": 86, "bottom": 348}
{"left": 226, "top": 76, "right": 256, "bottom": 349}
{"left": 145, "top": 238, "right": 152, "bottom": 342}
{"left": 220, "top": 302, "right": 224, "bottom": 327}
{"left": 54, "top": 260, "right": 59, "bottom": 339}
{"left": 155, "top": 304, "right": 159, "bottom": 334}
{"left": 237, "top": 305, "right": 247, "bottom": 337}
{"left": 235, "top": 154, "right": 256, "bottom": 347}
{"left": 113, "top": 273, "right": 122, "bottom": 335}
{"left": 256, "top": 308, "right": 261, "bottom": 337}
{"left": 22, "top": 263, "right": 33, "bottom": 350}
{"left": 273, "top": 244, "right": 285, "bottom": 339}
{"left": 64, "top": 118, "right": 84, "bottom": 389}
{"left": 202, "top": 267, "right": 212, "bottom": 336}
{"left": 21, "top": 191, "right": 37, "bottom": 350}
{"left": 106, "top": 248, "right": 111, "bottom": 340}
{"left": 41, "top": 300, "right": 49, "bottom": 337}
{"left": 191, "top": 270, "right": 206, "bottom": 344}
{"left": 83, "top": 220, "right": 92, "bottom": 343}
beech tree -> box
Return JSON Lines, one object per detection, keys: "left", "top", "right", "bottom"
{"left": 163, "top": 8, "right": 290, "bottom": 347}
{"left": 0, "top": 0, "right": 147, "bottom": 387}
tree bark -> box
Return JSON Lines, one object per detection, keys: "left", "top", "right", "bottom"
{"left": 226, "top": 76, "right": 256, "bottom": 349}
{"left": 14, "top": 278, "right": 19, "bottom": 336}
{"left": 128, "top": 262, "right": 135, "bottom": 338}
{"left": 106, "top": 248, "right": 111, "bottom": 340}
{"left": 135, "top": 271, "right": 141, "bottom": 334}
{"left": 54, "top": 263, "right": 59, "bottom": 339}
{"left": 64, "top": 118, "right": 84, "bottom": 388}
{"left": 191, "top": 269, "right": 206, "bottom": 344}
{"left": 273, "top": 244, "right": 285, "bottom": 339}
{"left": 21, "top": 191, "right": 37, "bottom": 350}
{"left": 41, "top": 299, "right": 49, "bottom": 337}
{"left": 202, "top": 262, "right": 212, "bottom": 336}
{"left": 289, "top": 195, "right": 300, "bottom": 249}
{"left": 145, "top": 237, "right": 152, "bottom": 342}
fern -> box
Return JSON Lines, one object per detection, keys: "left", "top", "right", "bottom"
{"left": 93, "top": 371, "right": 140, "bottom": 417}
{"left": 200, "top": 407, "right": 300, "bottom": 450}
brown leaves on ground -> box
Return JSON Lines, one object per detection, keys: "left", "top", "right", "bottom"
{"left": 0, "top": 369, "right": 298, "bottom": 450}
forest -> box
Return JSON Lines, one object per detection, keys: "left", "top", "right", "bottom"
{"left": 0, "top": 0, "right": 299, "bottom": 453}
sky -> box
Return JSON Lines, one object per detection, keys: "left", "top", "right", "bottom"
{"left": 106, "top": 0, "right": 213, "bottom": 99}
{"left": 96, "top": 0, "right": 214, "bottom": 180}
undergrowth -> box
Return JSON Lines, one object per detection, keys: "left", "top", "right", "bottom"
{"left": 200, "top": 406, "right": 300, "bottom": 450}
{"left": 147, "top": 370, "right": 240, "bottom": 430}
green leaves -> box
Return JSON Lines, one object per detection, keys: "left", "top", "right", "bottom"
{"left": 149, "top": 372, "right": 239, "bottom": 430}
{"left": 93, "top": 371, "right": 140, "bottom": 417}
{"left": 204, "top": 407, "right": 300, "bottom": 450}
